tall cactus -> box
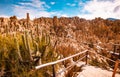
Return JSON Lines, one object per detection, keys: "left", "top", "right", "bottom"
{"left": 39, "top": 31, "right": 51, "bottom": 59}
{"left": 41, "top": 31, "right": 50, "bottom": 46}
{"left": 53, "top": 16, "right": 58, "bottom": 26}
{"left": 36, "top": 24, "right": 39, "bottom": 36}
{"left": 21, "top": 30, "right": 33, "bottom": 61}
{"left": 14, "top": 37, "right": 23, "bottom": 61}
{"left": 22, "top": 34, "right": 27, "bottom": 51}
{"left": 26, "top": 13, "right": 30, "bottom": 28}
{"left": 5, "top": 25, "right": 8, "bottom": 34}
{"left": 30, "top": 30, "right": 34, "bottom": 47}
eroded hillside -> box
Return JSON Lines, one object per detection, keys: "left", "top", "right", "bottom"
{"left": 0, "top": 15, "right": 120, "bottom": 51}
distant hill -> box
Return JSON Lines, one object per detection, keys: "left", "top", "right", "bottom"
{"left": 107, "top": 18, "right": 119, "bottom": 21}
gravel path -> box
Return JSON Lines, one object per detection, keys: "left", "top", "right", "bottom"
{"left": 77, "top": 64, "right": 120, "bottom": 77}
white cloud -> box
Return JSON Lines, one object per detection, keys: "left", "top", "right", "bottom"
{"left": 66, "top": 3, "right": 76, "bottom": 7}
{"left": 13, "top": 0, "right": 57, "bottom": 19}
{"left": 50, "top": 2, "right": 55, "bottom": 5}
{"left": 13, "top": 5, "right": 55, "bottom": 19}
{"left": 114, "top": 5, "right": 120, "bottom": 12}
{"left": 0, "top": 15, "right": 9, "bottom": 18}
{"left": 78, "top": 0, "right": 120, "bottom": 19}
{"left": 61, "top": 14, "right": 68, "bottom": 17}
{"left": 19, "top": 0, "right": 50, "bottom": 9}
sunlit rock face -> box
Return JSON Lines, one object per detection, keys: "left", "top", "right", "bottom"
{"left": 0, "top": 15, "right": 120, "bottom": 54}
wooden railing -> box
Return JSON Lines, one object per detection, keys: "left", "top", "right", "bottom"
{"left": 35, "top": 50, "right": 120, "bottom": 77}
{"left": 89, "top": 51, "right": 120, "bottom": 77}
{"left": 35, "top": 50, "right": 88, "bottom": 77}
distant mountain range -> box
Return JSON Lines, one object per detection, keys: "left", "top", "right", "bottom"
{"left": 107, "top": 18, "right": 119, "bottom": 21}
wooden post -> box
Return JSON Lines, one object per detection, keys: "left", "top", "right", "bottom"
{"left": 112, "top": 60, "right": 119, "bottom": 77}
{"left": 86, "top": 51, "right": 88, "bottom": 65}
{"left": 113, "top": 45, "right": 116, "bottom": 54}
{"left": 52, "top": 64, "right": 56, "bottom": 77}
{"left": 118, "top": 46, "right": 120, "bottom": 59}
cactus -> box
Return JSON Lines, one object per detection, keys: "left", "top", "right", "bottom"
{"left": 34, "top": 42, "right": 42, "bottom": 65}
{"left": 0, "top": 28, "right": 60, "bottom": 76}
{"left": 26, "top": 13, "right": 30, "bottom": 28}
{"left": 1, "top": 18, "right": 3, "bottom": 27}
{"left": 53, "top": 16, "right": 58, "bottom": 26}
{"left": 30, "top": 30, "right": 34, "bottom": 47}
{"left": 36, "top": 24, "right": 39, "bottom": 36}
{"left": 21, "top": 30, "right": 33, "bottom": 61}
{"left": 24, "top": 30, "right": 33, "bottom": 61}
{"left": 14, "top": 37, "right": 23, "bottom": 61}
{"left": 39, "top": 31, "right": 50, "bottom": 58}
{"left": 22, "top": 34, "right": 27, "bottom": 51}
{"left": 5, "top": 25, "right": 8, "bottom": 34}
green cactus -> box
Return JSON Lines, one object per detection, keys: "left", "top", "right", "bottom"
{"left": 21, "top": 34, "right": 27, "bottom": 51}
{"left": 5, "top": 25, "right": 8, "bottom": 34}
{"left": 39, "top": 31, "right": 50, "bottom": 58}
{"left": 36, "top": 24, "right": 39, "bottom": 36}
{"left": 30, "top": 30, "right": 34, "bottom": 47}
{"left": 14, "top": 37, "right": 23, "bottom": 61}
{"left": 21, "top": 31, "right": 33, "bottom": 61}
{"left": 25, "top": 30, "right": 33, "bottom": 61}
{"left": 0, "top": 30, "right": 60, "bottom": 76}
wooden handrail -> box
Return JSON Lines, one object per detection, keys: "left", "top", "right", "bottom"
{"left": 89, "top": 51, "right": 120, "bottom": 77}
{"left": 89, "top": 51, "right": 116, "bottom": 63}
{"left": 56, "top": 55, "right": 87, "bottom": 76}
{"left": 35, "top": 50, "right": 88, "bottom": 70}
{"left": 35, "top": 50, "right": 120, "bottom": 77}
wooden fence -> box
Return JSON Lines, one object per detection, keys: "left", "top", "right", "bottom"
{"left": 35, "top": 50, "right": 120, "bottom": 77}
{"left": 35, "top": 50, "right": 88, "bottom": 77}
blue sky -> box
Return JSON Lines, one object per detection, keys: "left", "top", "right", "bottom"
{"left": 0, "top": 0, "right": 120, "bottom": 19}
